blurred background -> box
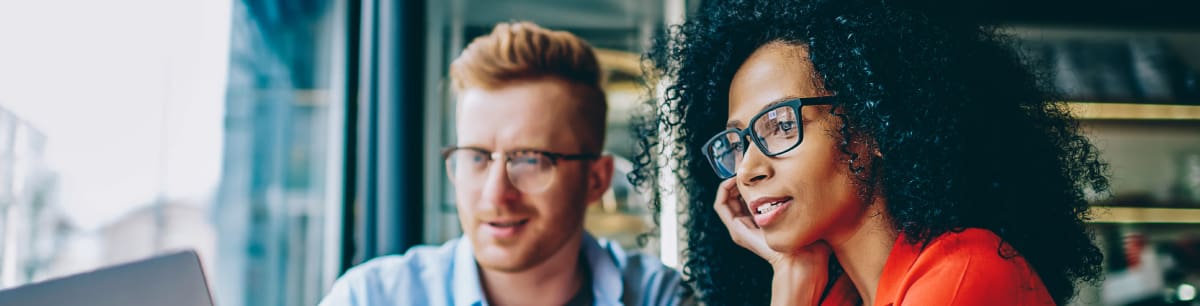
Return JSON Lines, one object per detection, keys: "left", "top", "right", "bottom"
{"left": 0, "top": 0, "right": 1198, "bottom": 305}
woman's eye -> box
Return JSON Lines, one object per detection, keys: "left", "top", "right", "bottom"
{"left": 778, "top": 121, "right": 797, "bottom": 133}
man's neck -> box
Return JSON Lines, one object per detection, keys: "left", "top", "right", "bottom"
{"left": 478, "top": 234, "right": 587, "bottom": 306}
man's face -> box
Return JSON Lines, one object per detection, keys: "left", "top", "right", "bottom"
{"left": 452, "top": 78, "right": 612, "bottom": 272}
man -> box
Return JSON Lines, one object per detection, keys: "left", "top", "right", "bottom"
{"left": 319, "top": 22, "right": 687, "bottom": 306}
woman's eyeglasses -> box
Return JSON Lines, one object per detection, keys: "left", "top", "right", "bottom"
{"left": 701, "top": 97, "right": 833, "bottom": 179}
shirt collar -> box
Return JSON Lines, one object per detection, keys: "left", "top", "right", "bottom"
{"left": 582, "top": 232, "right": 625, "bottom": 305}
{"left": 450, "top": 232, "right": 626, "bottom": 306}
{"left": 452, "top": 237, "right": 485, "bottom": 306}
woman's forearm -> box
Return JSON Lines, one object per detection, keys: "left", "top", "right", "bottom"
{"left": 770, "top": 262, "right": 827, "bottom": 306}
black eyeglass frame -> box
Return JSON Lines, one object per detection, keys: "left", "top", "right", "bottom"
{"left": 700, "top": 96, "right": 835, "bottom": 179}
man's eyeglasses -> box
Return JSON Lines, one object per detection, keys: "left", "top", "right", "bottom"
{"left": 701, "top": 96, "right": 834, "bottom": 179}
{"left": 442, "top": 147, "right": 599, "bottom": 193}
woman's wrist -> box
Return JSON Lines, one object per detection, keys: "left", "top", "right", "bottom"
{"left": 770, "top": 260, "right": 828, "bottom": 306}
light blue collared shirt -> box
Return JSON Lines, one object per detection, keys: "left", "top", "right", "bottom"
{"left": 319, "top": 233, "right": 688, "bottom": 306}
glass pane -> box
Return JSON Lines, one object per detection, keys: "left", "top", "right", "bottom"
{"left": 216, "top": 1, "right": 343, "bottom": 306}
{"left": 0, "top": 0, "right": 232, "bottom": 288}
{"left": 0, "top": 1, "right": 345, "bottom": 306}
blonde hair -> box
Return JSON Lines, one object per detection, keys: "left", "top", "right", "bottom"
{"left": 450, "top": 22, "right": 608, "bottom": 152}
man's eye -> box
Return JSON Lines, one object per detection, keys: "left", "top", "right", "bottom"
{"left": 460, "top": 152, "right": 489, "bottom": 168}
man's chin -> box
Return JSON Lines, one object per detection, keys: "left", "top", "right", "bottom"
{"left": 473, "top": 243, "right": 536, "bottom": 272}
{"left": 475, "top": 253, "right": 537, "bottom": 273}
{"left": 476, "top": 259, "right": 529, "bottom": 273}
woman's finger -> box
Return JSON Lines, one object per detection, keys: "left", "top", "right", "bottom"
{"left": 713, "top": 179, "right": 776, "bottom": 258}
{"left": 713, "top": 179, "right": 753, "bottom": 245}
{"left": 727, "top": 183, "right": 752, "bottom": 219}
{"left": 713, "top": 179, "right": 742, "bottom": 233}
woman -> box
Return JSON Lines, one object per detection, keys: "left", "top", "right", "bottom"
{"left": 630, "top": 0, "right": 1109, "bottom": 305}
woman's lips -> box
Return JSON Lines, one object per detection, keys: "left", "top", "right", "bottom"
{"left": 748, "top": 197, "right": 793, "bottom": 227}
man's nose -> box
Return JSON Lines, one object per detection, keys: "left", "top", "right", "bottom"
{"left": 479, "top": 159, "right": 521, "bottom": 207}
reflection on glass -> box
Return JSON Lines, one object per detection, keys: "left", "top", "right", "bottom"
{"left": 214, "top": 1, "right": 341, "bottom": 306}
{"left": 0, "top": 106, "right": 55, "bottom": 287}
{"left": 0, "top": 2, "right": 342, "bottom": 306}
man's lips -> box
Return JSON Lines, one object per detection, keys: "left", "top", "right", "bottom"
{"left": 484, "top": 219, "right": 529, "bottom": 227}
{"left": 480, "top": 217, "right": 531, "bottom": 239}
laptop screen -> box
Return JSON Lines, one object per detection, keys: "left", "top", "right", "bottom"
{"left": 0, "top": 250, "right": 214, "bottom": 306}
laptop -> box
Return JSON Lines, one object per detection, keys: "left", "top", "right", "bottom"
{"left": 0, "top": 250, "right": 215, "bottom": 306}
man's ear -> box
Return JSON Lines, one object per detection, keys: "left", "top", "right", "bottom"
{"left": 585, "top": 155, "right": 615, "bottom": 205}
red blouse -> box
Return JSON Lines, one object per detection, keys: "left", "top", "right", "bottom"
{"left": 821, "top": 228, "right": 1054, "bottom": 306}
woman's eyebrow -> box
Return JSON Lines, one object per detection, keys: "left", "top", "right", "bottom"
{"left": 759, "top": 96, "right": 801, "bottom": 110}
{"left": 727, "top": 96, "right": 804, "bottom": 128}
{"left": 726, "top": 95, "right": 821, "bottom": 128}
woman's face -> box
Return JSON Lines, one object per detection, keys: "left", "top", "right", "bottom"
{"left": 726, "top": 43, "right": 870, "bottom": 253}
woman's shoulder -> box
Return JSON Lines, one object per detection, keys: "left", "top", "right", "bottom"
{"left": 923, "top": 228, "right": 1008, "bottom": 255}
{"left": 883, "top": 228, "right": 1053, "bottom": 305}
{"left": 913, "top": 228, "right": 1028, "bottom": 273}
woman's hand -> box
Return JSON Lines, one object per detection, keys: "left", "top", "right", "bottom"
{"left": 712, "top": 178, "right": 833, "bottom": 306}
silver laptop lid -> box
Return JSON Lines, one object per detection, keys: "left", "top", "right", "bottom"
{"left": 0, "top": 250, "right": 214, "bottom": 306}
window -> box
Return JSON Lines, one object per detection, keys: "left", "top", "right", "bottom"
{"left": 0, "top": 1, "right": 348, "bottom": 306}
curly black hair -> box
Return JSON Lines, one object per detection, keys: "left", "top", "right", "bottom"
{"left": 629, "top": 0, "right": 1110, "bottom": 305}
